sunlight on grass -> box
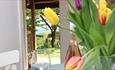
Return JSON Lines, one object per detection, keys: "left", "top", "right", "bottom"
{"left": 37, "top": 48, "right": 60, "bottom": 58}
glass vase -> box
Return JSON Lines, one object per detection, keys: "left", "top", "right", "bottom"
{"left": 90, "top": 56, "right": 115, "bottom": 70}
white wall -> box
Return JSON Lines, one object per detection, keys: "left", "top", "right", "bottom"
{"left": 0, "top": 0, "right": 19, "bottom": 52}
{"left": 0, "top": 0, "right": 26, "bottom": 70}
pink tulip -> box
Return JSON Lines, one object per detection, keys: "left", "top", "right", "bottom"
{"left": 65, "top": 56, "right": 84, "bottom": 70}
{"left": 111, "top": 0, "right": 115, "bottom": 3}
{"left": 74, "top": 0, "right": 82, "bottom": 11}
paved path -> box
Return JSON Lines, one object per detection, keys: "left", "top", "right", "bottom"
{"left": 37, "top": 57, "right": 60, "bottom": 64}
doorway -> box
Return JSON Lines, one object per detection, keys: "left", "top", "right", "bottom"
{"left": 25, "top": 0, "right": 60, "bottom": 68}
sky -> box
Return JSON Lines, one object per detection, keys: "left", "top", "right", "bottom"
{"left": 36, "top": 27, "right": 50, "bottom": 35}
{"left": 36, "top": 22, "right": 74, "bottom": 35}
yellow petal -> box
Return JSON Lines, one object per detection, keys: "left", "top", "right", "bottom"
{"left": 99, "top": 0, "right": 107, "bottom": 11}
{"left": 99, "top": 7, "right": 112, "bottom": 25}
{"left": 100, "top": 0, "right": 107, "bottom": 5}
{"left": 43, "top": 7, "right": 59, "bottom": 25}
{"left": 99, "top": 4, "right": 107, "bottom": 11}
{"left": 100, "top": 8, "right": 112, "bottom": 19}
{"left": 104, "top": 8, "right": 112, "bottom": 16}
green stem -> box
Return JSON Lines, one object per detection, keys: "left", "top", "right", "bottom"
{"left": 81, "top": 45, "right": 107, "bottom": 59}
{"left": 82, "top": 47, "right": 96, "bottom": 59}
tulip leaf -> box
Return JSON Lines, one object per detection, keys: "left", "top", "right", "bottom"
{"left": 80, "top": 0, "right": 92, "bottom": 32}
{"left": 68, "top": 11, "right": 84, "bottom": 29}
{"left": 68, "top": 11, "right": 84, "bottom": 40}
{"left": 82, "top": 47, "right": 100, "bottom": 70}
{"left": 79, "top": 29, "right": 94, "bottom": 50}
{"left": 69, "top": 18, "right": 94, "bottom": 50}
{"left": 105, "top": 8, "right": 115, "bottom": 40}
{"left": 100, "top": 46, "right": 108, "bottom": 56}
{"left": 88, "top": 0, "right": 106, "bottom": 45}
{"left": 88, "top": 0, "right": 99, "bottom": 24}
{"left": 108, "top": 31, "right": 115, "bottom": 55}
{"left": 68, "top": 0, "right": 95, "bottom": 50}
{"left": 67, "top": 0, "right": 79, "bottom": 16}
{"left": 74, "top": 27, "right": 84, "bottom": 41}
{"left": 67, "top": 0, "right": 81, "bottom": 24}
{"left": 89, "top": 23, "right": 105, "bottom": 46}
{"left": 111, "top": 53, "right": 115, "bottom": 57}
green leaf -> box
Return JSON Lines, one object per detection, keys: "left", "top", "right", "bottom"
{"left": 100, "top": 46, "right": 108, "bottom": 56}
{"left": 89, "top": 23, "right": 105, "bottom": 46}
{"left": 68, "top": 11, "right": 84, "bottom": 29}
{"left": 80, "top": 30, "right": 94, "bottom": 50}
{"left": 108, "top": 31, "right": 115, "bottom": 55}
{"left": 69, "top": 18, "right": 94, "bottom": 50}
{"left": 104, "top": 8, "right": 115, "bottom": 45}
{"left": 111, "top": 53, "right": 115, "bottom": 56}
{"left": 88, "top": 0, "right": 99, "bottom": 24}
{"left": 89, "top": 0, "right": 107, "bottom": 45}
{"left": 74, "top": 27, "right": 84, "bottom": 41}
{"left": 67, "top": 0, "right": 81, "bottom": 24}
{"left": 68, "top": 11, "right": 84, "bottom": 41}
{"left": 80, "top": 0, "right": 92, "bottom": 32}
{"left": 82, "top": 48, "right": 100, "bottom": 70}
{"left": 107, "top": 8, "right": 115, "bottom": 26}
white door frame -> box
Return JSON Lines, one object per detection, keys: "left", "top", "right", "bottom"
{"left": 60, "top": 0, "right": 71, "bottom": 63}
{"left": 18, "top": 0, "right": 28, "bottom": 70}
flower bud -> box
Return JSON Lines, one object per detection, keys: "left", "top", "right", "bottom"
{"left": 74, "top": 0, "right": 82, "bottom": 11}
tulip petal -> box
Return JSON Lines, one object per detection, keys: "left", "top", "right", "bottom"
{"left": 112, "top": 0, "right": 115, "bottom": 3}
{"left": 43, "top": 7, "right": 59, "bottom": 25}
{"left": 73, "top": 59, "right": 84, "bottom": 70}
{"left": 98, "top": 0, "right": 112, "bottom": 25}
{"left": 65, "top": 56, "right": 84, "bottom": 70}
{"left": 66, "top": 56, "right": 81, "bottom": 69}
{"left": 74, "top": 0, "right": 82, "bottom": 10}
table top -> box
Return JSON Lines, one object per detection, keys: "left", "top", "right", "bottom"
{"left": 31, "top": 63, "right": 64, "bottom": 70}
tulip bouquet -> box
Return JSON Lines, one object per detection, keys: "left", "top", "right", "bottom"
{"left": 66, "top": 0, "right": 115, "bottom": 69}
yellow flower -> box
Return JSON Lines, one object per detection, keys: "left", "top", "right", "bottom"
{"left": 99, "top": 0, "right": 107, "bottom": 10}
{"left": 99, "top": 3, "right": 107, "bottom": 11}
{"left": 99, "top": 8, "right": 112, "bottom": 25}
{"left": 43, "top": 7, "right": 59, "bottom": 25}
{"left": 98, "top": 0, "right": 112, "bottom": 25}
{"left": 100, "top": 0, "right": 107, "bottom": 5}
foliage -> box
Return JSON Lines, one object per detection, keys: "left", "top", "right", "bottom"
{"left": 36, "top": 32, "right": 60, "bottom": 49}
{"left": 26, "top": 9, "right": 48, "bottom": 29}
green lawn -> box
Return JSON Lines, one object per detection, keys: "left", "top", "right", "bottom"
{"left": 37, "top": 48, "right": 60, "bottom": 58}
